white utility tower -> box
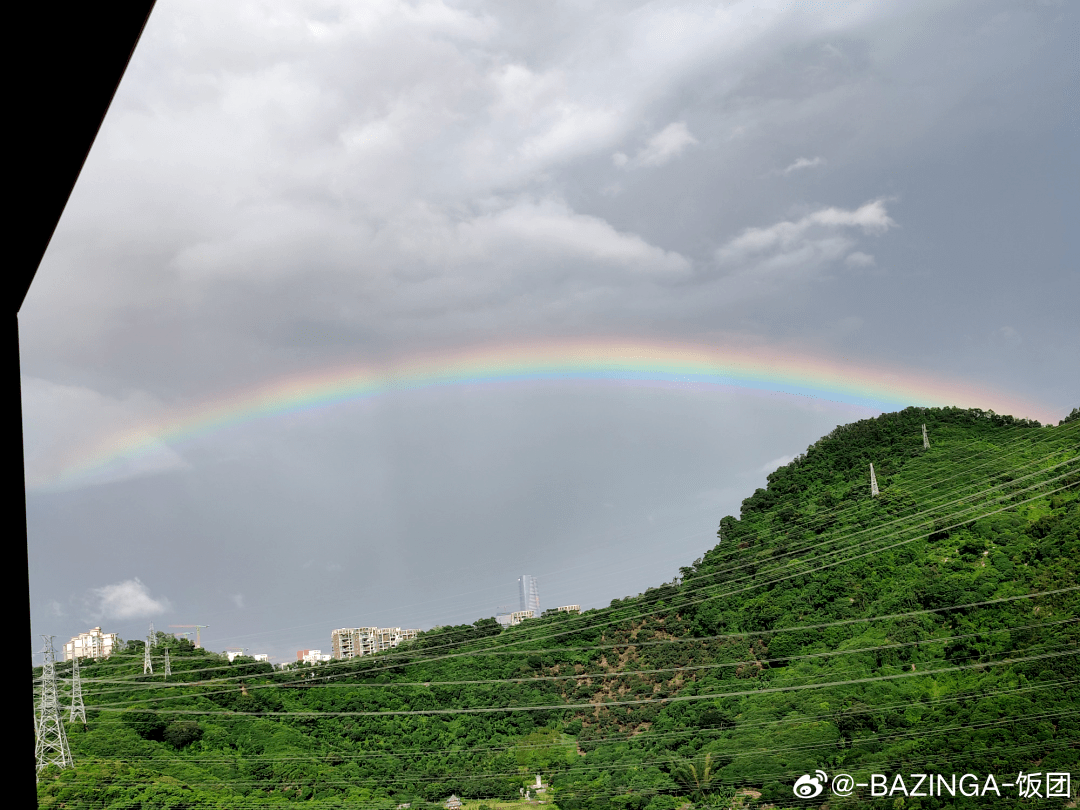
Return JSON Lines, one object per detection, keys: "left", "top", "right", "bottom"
{"left": 35, "top": 636, "right": 73, "bottom": 778}
{"left": 143, "top": 622, "right": 154, "bottom": 675}
{"left": 922, "top": 424, "right": 930, "bottom": 449}
{"left": 69, "top": 656, "right": 86, "bottom": 726}
{"left": 870, "top": 463, "right": 880, "bottom": 497}
{"left": 164, "top": 648, "right": 172, "bottom": 679}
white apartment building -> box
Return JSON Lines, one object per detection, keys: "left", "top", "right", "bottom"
{"left": 297, "top": 649, "right": 332, "bottom": 664}
{"left": 496, "top": 609, "right": 534, "bottom": 629}
{"left": 556, "top": 605, "right": 581, "bottom": 614}
{"left": 63, "top": 627, "right": 118, "bottom": 661}
{"left": 331, "top": 627, "right": 419, "bottom": 660}
{"left": 253, "top": 654, "right": 269, "bottom": 662}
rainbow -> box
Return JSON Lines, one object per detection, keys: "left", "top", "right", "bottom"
{"left": 39, "top": 338, "right": 1055, "bottom": 490}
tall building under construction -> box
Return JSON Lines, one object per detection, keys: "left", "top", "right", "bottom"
{"left": 519, "top": 575, "right": 540, "bottom": 615}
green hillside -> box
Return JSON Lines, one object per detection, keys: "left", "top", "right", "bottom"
{"left": 34, "top": 406, "right": 1080, "bottom": 809}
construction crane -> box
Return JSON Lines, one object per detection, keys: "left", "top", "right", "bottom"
{"left": 169, "top": 625, "right": 209, "bottom": 648}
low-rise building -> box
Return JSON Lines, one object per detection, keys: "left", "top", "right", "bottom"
{"left": 297, "top": 649, "right": 331, "bottom": 664}
{"left": 496, "top": 609, "right": 534, "bottom": 628}
{"left": 63, "top": 627, "right": 118, "bottom": 661}
{"left": 556, "top": 605, "right": 580, "bottom": 614}
{"left": 253, "top": 654, "right": 269, "bottom": 662}
{"left": 331, "top": 627, "right": 419, "bottom": 660}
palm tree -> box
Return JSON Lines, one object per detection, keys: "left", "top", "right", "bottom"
{"left": 672, "top": 752, "right": 719, "bottom": 802}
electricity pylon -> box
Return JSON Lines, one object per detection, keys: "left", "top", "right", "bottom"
{"left": 164, "top": 648, "right": 172, "bottom": 679}
{"left": 143, "top": 622, "right": 154, "bottom": 675}
{"left": 33, "top": 673, "right": 41, "bottom": 740}
{"left": 35, "top": 636, "right": 73, "bottom": 778}
{"left": 69, "top": 656, "right": 86, "bottom": 726}
{"left": 922, "top": 424, "right": 930, "bottom": 449}
{"left": 870, "top": 463, "right": 880, "bottom": 497}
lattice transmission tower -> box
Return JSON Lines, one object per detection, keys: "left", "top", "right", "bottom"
{"left": 870, "top": 463, "right": 880, "bottom": 497}
{"left": 922, "top": 424, "right": 930, "bottom": 449}
{"left": 32, "top": 670, "right": 41, "bottom": 740}
{"left": 35, "top": 636, "right": 72, "bottom": 778}
{"left": 164, "top": 648, "right": 172, "bottom": 679}
{"left": 69, "top": 655, "right": 86, "bottom": 726}
{"left": 143, "top": 622, "right": 154, "bottom": 675}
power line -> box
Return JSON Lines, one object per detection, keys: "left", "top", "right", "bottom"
{"left": 47, "top": 429, "right": 1075, "bottom": 682}
{"left": 71, "top": 709, "right": 1079, "bottom": 789}
{"left": 56, "top": 421, "right": 1071, "bottom": 674}
{"left": 80, "top": 616, "right": 1079, "bottom": 704}
{"left": 77, "top": 677, "right": 1077, "bottom": 762}
{"left": 262, "top": 476, "right": 1076, "bottom": 686}
{"left": 71, "top": 586, "right": 1080, "bottom": 702}
{"left": 72, "top": 454, "right": 1077, "bottom": 692}
{"left": 34, "top": 437, "right": 1077, "bottom": 707}
{"left": 84, "top": 647, "right": 1080, "bottom": 718}
{"left": 347, "top": 458, "right": 1076, "bottom": 670}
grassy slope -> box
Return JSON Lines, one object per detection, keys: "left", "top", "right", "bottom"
{"left": 35, "top": 406, "right": 1080, "bottom": 809}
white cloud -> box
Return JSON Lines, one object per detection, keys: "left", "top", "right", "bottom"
{"left": 463, "top": 199, "right": 692, "bottom": 273}
{"left": 715, "top": 200, "right": 895, "bottom": 286}
{"left": 616, "top": 122, "right": 699, "bottom": 170}
{"left": 90, "top": 578, "right": 171, "bottom": 621}
{"left": 374, "top": 197, "right": 693, "bottom": 292}
{"left": 781, "top": 156, "right": 825, "bottom": 174}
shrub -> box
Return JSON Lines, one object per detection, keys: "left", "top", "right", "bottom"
{"left": 163, "top": 720, "right": 203, "bottom": 748}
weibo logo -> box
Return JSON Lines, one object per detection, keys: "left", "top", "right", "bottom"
{"left": 793, "top": 771, "right": 828, "bottom": 798}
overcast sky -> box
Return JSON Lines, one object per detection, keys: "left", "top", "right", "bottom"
{"left": 23, "top": 0, "right": 1077, "bottom": 663}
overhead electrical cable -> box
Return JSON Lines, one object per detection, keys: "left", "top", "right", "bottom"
{"left": 84, "top": 647, "right": 1079, "bottom": 717}
{"left": 79, "top": 616, "right": 1078, "bottom": 704}
{"left": 71, "top": 587, "right": 1079, "bottom": 702}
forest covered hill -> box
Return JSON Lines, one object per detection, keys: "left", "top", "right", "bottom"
{"left": 34, "top": 406, "right": 1080, "bottom": 809}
